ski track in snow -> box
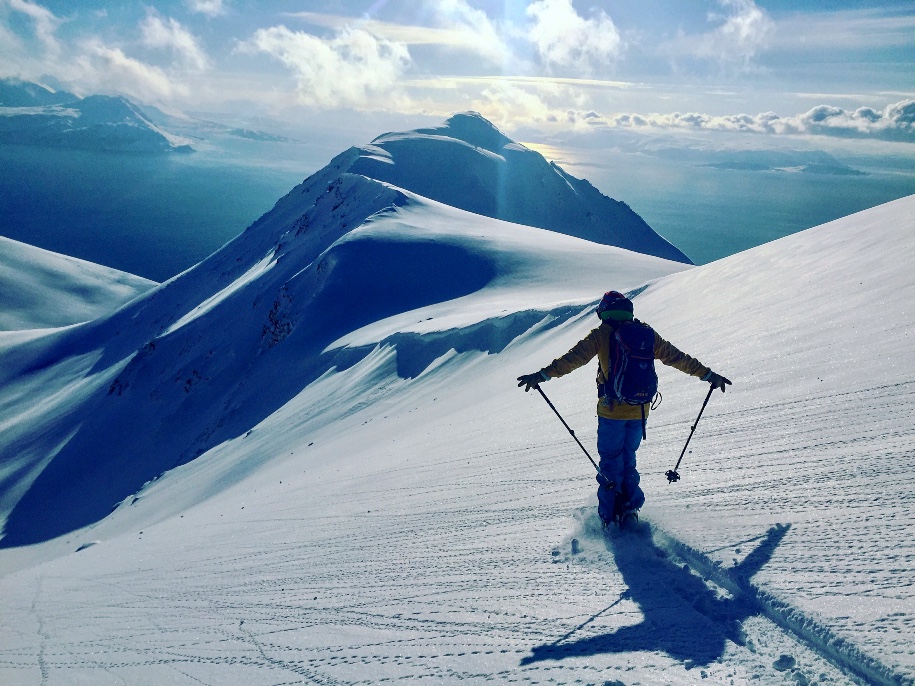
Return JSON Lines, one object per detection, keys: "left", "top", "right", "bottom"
{"left": 639, "top": 374, "right": 915, "bottom": 686}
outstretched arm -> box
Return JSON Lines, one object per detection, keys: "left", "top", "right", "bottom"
{"left": 517, "top": 328, "right": 601, "bottom": 391}
{"left": 655, "top": 332, "right": 732, "bottom": 391}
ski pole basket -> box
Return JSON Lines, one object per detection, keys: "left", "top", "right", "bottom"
{"left": 666, "top": 384, "right": 715, "bottom": 484}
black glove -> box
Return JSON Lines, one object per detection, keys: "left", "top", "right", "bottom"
{"left": 703, "top": 370, "right": 732, "bottom": 392}
{"left": 517, "top": 371, "right": 546, "bottom": 392}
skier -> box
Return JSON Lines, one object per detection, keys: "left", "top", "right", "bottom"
{"left": 517, "top": 291, "right": 730, "bottom": 528}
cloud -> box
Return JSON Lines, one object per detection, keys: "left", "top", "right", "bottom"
{"left": 426, "top": 0, "right": 511, "bottom": 64}
{"left": 661, "top": 0, "right": 774, "bottom": 69}
{"left": 239, "top": 25, "right": 411, "bottom": 109}
{"left": 795, "top": 100, "right": 915, "bottom": 141}
{"left": 771, "top": 8, "right": 915, "bottom": 52}
{"left": 286, "top": 8, "right": 510, "bottom": 65}
{"left": 186, "top": 0, "right": 226, "bottom": 18}
{"left": 0, "top": 0, "right": 187, "bottom": 102}
{"left": 526, "top": 0, "right": 622, "bottom": 73}
{"left": 595, "top": 99, "right": 915, "bottom": 142}
{"left": 0, "top": 16, "right": 25, "bottom": 66}
{"left": 141, "top": 12, "right": 209, "bottom": 70}
{"left": 472, "top": 81, "right": 556, "bottom": 127}
{"left": 73, "top": 38, "right": 186, "bottom": 101}
{"left": 7, "top": 0, "right": 63, "bottom": 58}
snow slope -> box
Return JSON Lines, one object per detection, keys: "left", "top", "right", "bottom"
{"left": 0, "top": 110, "right": 912, "bottom": 684}
{"left": 0, "top": 236, "right": 155, "bottom": 330}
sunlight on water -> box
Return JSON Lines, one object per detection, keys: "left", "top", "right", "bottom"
{"left": 542, "top": 146, "right": 915, "bottom": 264}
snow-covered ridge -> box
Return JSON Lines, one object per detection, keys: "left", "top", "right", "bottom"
{"left": 0, "top": 119, "right": 689, "bottom": 550}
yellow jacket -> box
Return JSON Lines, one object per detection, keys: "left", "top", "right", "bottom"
{"left": 540, "top": 321, "right": 710, "bottom": 420}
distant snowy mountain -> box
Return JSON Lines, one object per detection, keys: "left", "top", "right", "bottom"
{"left": 0, "top": 78, "right": 76, "bottom": 107}
{"left": 0, "top": 78, "right": 192, "bottom": 153}
{"left": 0, "top": 236, "right": 155, "bottom": 330}
{"left": 343, "top": 112, "right": 691, "bottom": 262}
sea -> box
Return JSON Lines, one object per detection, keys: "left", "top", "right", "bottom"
{"left": 554, "top": 146, "right": 915, "bottom": 265}
{"left": 2, "top": 137, "right": 914, "bottom": 281}
{"left": 0, "top": 139, "right": 322, "bottom": 282}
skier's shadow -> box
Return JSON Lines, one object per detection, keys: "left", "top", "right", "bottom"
{"left": 521, "top": 523, "right": 790, "bottom": 667}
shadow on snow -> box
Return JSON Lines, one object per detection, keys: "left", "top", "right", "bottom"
{"left": 521, "top": 523, "right": 790, "bottom": 668}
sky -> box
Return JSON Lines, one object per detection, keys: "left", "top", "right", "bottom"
{"left": 1, "top": 0, "right": 913, "bottom": 146}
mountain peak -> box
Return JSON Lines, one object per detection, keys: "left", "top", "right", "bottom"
{"left": 435, "top": 111, "right": 515, "bottom": 153}
{"left": 370, "top": 111, "right": 515, "bottom": 154}
{"left": 0, "top": 76, "right": 77, "bottom": 107}
{"left": 353, "top": 114, "right": 690, "bottom": 263}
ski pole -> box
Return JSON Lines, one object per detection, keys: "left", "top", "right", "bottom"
{"left": 535, "top": 386, "right": 614, "bottom": 488}
{"left": 666, "top": 384, "right": 715, "bottom": 483}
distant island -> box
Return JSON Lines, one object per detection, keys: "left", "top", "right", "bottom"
{"left": 797, "top": 163, "right": 867, "bottom": 176}
{"left": 699, "top": 150, "right": 867, "bottom": 176}
{"left": 226, "top": 128, "right": 298, "bottom": 143}
{"left": 701, "top": 157, "right": 867, "bottom": 177}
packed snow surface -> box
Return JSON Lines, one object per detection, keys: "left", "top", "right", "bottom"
{"left": 0, "top": 110, "right": 913, "bottom": 685}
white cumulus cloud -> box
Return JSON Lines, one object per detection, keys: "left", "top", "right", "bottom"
{"left": 186, "top": 0, "right": 226, "bottom": 18}
{"left": 72, "top": 38, "right": 186, "bottom": 101}
{"left": 239, "top": 25, "right": 411, "bottom": 109}
{"left": 141, "top": 13, "right": 209, "bottom": 70}
{"left": 0, "top": 0, "right": 188, "bottom": 102}
{"left": 427, "top": 0, "right": 511, "bottom": 65}
{"left": 794, "top": 100, "right": 915, "bottom": 141}
{"left": 526, "top": 0, "right": 622, "bottom": 73}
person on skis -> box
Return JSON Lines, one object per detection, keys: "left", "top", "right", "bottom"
{"left": 517, "top": 291, "right": 730, "bottom": 528}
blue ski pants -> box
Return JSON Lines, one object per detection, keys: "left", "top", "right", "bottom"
{"left": 596, "top": 417, "right": 646, "bottom": 523}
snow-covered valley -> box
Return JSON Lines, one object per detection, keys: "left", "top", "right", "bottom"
{"left": 0, "top": 114, "right": 913, "bottom": 686}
